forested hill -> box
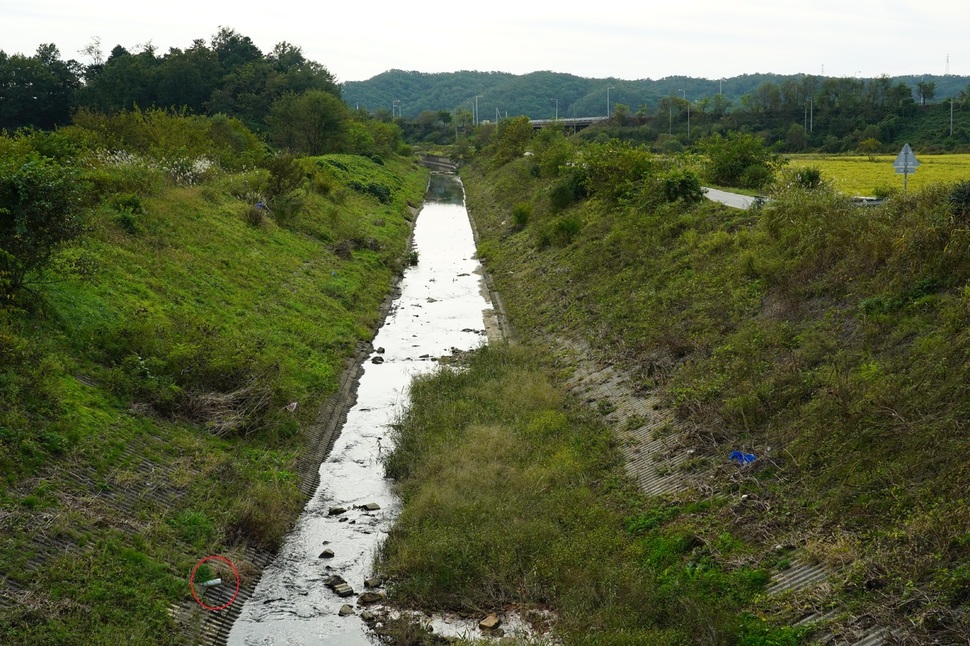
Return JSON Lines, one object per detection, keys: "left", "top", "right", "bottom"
{"left": 343, "top": 69, "right": 970, "bottom": 120}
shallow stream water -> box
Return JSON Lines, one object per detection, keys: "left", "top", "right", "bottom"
{"left": 227, "top": 174, "right": 494, "bottom": 645}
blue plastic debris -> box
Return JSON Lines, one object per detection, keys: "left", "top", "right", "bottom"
{"left": 729, "top": 450, "right": 756, "bottom": 464}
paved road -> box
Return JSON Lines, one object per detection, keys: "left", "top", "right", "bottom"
{"left": 703, "top": 187, "right": 758, "bottom": 209}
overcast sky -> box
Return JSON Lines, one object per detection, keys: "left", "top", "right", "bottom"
{"left": 1, "top": 0, "right": 966, "bottom": 83}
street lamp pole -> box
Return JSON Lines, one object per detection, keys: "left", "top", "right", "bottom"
{"left": 607, "top": 86, "right": 614, "bottom": 117}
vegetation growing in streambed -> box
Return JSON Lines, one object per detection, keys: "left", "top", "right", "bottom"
{"left": 377, "top": 345, "right": 799, "bottom": 645}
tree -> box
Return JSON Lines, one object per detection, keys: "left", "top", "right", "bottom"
{"left": 77, "top": 44, "right": 159, "bottom": 112}
{"left": 0, "top": 152, "right": 84, "bottom": 297}
{"left": 211, "top": 27, "right": 262, "bottom": 75}
{"left": 490, "top": 115, "right": 533, "bottom": 164}
{"left": 859, "top": 137, "right": 881, "bottom": 161}
{"left": 0, "top": 45, "right": 80, "bottom": 130}
{"left": 155, "top": 45, "right": 221, "bottom": 113}
{"left": 785, "top": 122, "right": 807, "bottom": 151}
{"left": 917, "top": 80, "right": 936, "bottom": 106}
{"left": 266, "top": 90, "right": 350, "bottom": 155}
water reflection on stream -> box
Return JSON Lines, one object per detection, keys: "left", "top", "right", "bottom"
{"left": 228, "top": 174, "right": 492, "bottom": 645}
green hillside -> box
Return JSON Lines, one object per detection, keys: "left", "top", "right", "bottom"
{"left": 343, "top": 69, "right": 970, "bottom": 121}
{"left": 0, "top": 115, "right": 428, "bottom": 643}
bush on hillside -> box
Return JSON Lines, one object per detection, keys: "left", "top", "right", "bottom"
{"left": 700, "top": 132, "right": 782, "bottom": 189}
{"left": 0, "top": 151, "right": 85, "bottom": 298}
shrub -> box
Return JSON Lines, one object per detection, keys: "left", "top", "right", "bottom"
{"left": 549, "top": 171, "right": 587, "bottom": 212}
{"left": 741, "top": 163, "right": 774, "bottom": 190}
{"left": 115, "top": 211, "right": 139, "bottom": 235}
{"left": 791, "top": 165, "right": 823, "bottom": 190}
{"left": 512, "top": 202, "right": 532, "bottom": 229}
{"left": 580, "top": 140, "right": 656, "bottom": 203}
{"left": 110, "top": 193, "right": 144, "bottom": 214}
{"left": 259, "top": 153, "right": 305, "bottom": 199}
{"left": 551, "top": 214, "right": 582, "bottom": 246}
{"left": 948, "top": 180, "right": 970, "bottom": 220}
{"left": 661, "top": 168, "right": 704, "bottom": 203}
{"left": 349, "top": 180, "right": 391, "bottom": 203}
{"left": 700, "top": 132, "right": 781, "bottom": 188}
{"left": 0, "top": 153, "right": 85, "bottom": 296}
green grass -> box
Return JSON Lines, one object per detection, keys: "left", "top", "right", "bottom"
{"left": 378, "top": 345, "right": 782, "bottom": 644}
{"left": 0, "top": 151, "right": 428, "bottom": 642}
{"left": 458, "top": 145, "right": 970, "bottom": 642}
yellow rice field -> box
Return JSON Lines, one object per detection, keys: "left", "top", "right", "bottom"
{"left": 787, "top": 153, "right": 970, "bottom": 196}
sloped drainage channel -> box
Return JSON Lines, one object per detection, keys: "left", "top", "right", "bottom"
{"left": 211, "top": 173, "right": 521, "bottom": 645}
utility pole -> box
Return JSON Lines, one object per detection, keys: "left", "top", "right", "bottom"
{"left": 678, "top": 89, "right": 688, "bottom": 138}
{"left": 474, "top": 95, "right": 482, "bottom": 126}
{"left": 607, "top": 86, "right": 614, "bottom": 117}
{"left": 551, "top": 98, "right": 558, "bottom": 120}
{"left": 952, "top": 97, "right": 955, "bottom": 137}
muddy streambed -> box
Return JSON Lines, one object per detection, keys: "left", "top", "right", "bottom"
{"left": 227, "top": 174, "right": 495, "bottom": 645}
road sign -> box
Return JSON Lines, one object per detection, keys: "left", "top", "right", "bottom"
{"left": 893, "top": 143, "right": 919, "bottom": 193}
{"left": 893, "top": 143, "right": 920, "bottom": 174}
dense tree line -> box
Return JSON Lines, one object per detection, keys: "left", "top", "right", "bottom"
{"left": 0, "top": 29, "right": 411, "bottom": 159}
{"left": 2, "top": 29, "right": 335, "bottom": 132}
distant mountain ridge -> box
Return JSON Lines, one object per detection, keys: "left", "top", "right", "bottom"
{"left": 343, "top": 69, "right": 970, "bottom": 120}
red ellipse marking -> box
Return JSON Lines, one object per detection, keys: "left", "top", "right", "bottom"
{"left": 190, "top": 555, "right": 240, "bottom": 611}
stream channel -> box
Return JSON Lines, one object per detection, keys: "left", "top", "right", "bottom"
{"left": 228, "top": 173, "right": 496, "bottom": 645}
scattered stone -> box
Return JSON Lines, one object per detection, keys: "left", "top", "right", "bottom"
{"left": 360, "top": 610, "right": 377, "bottom": 623}
{"left": 375, "top": 347, "right": 385, "bottom": 354}
{"left": 371, "top": 356, "right": 385, "bottom": 364}
{"left": 357, "top": 591, "right": 385, "bottom": 605}
{"left": 479, "top": 613, "right": 501, "bottom": 631}
{"left": 333, "top": 583, "right": 355, "bottom": 598}
{"left": 338, "top": 604, "right": 354, "bottom": 617}
{"left": 364, "top": 576, "right": 383, "bottom": 589}
{"left": 328, "top": 506, "right": 347, "bottom": 516}
{"left": 319, "top": 549, "right": 335, "bottom": 559}
{"left": 324, "top": 575, "right": 345, "bottom": 587}
{"left": 359, "top": 502, "right": 381, "bottom": 511}
{"left": 339, "top": 517, "right": 348, "bottom": 522}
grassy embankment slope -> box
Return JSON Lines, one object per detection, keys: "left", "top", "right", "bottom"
{"left": 1, "top": 138, "right": 427, "bottom": 643}
{"left": 378, "top": 140, "right": 970, "bottom": 643}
